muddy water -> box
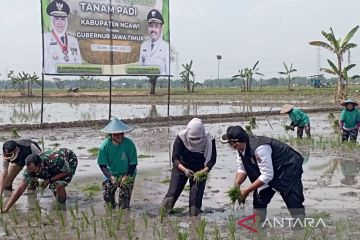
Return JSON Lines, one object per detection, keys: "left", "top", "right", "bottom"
{"left": 0, "top": 112, "right": 359, "bottom": 239}
{"left": 0, "top": 101, "right": 278, "bottom": 124}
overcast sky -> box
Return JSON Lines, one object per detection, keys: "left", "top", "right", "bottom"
{"left": 0, "top": 0, "right": 359, "bottom": 82}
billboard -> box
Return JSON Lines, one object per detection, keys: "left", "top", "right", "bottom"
{"left": 41, "top": 0, "right": 170, "bottom": 76}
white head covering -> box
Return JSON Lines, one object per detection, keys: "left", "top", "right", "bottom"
{"left": 178, "top": 118, "right": 214, "bottom": 166}
{"left": 51, "top": 16, "right": 68, "bottom": 37}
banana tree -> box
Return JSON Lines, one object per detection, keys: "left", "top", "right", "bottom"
{"left": 278, "top": 62, "right": 297, "bottom": 91}
{"left": 231, "top": 61, "right": 263, "bottom": 91}
{"left": 309, "top": 25, "right": 359, "bottom": 101}
{"left": 180, "top": 60, "right": 194, "bottom": 92}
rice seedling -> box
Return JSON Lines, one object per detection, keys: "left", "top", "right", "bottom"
{"left": 116, "top": 208, "right": 123, "bottom": 230}
{"left": 328, "top": 112, "right": 335, "bottom": 120}
{"left": 160, "top": 178, "right": 171, "bottom": 184}
{"left": 92, "top": 219, "right": 97, "bottom": 236}
{"left": 126, "top": 219, "right": 135, "bottom": 240}
{"left": 42, "top": 233, "right": 47, "bottom": 240}
{"left": 245, "top": 125, "right": 253, "bottom": 134}
{"left": 177, "top": 230, "right": 189, "bottom": 240}
{"left": 82, "top": 184, "right": 101, "bottom": 198}
{"left": 141, "top": 211, "right": 149, "bottom": 229}
{"left": 49, "top": 143, "right": 60, "bottom": 147}
{"left": 11, "top": 128, "right": 20, "bottom": 138}
{"left": 75, "top": 225, "right": 81, "bottom": 240}
{"left": 87, "top": 147, "right": 99, "bottom": 157}
{"left": 211, "top": 223, "right": 221, "bottom": 240}
{"left": 332, "top": 119, "right": 340, "bottom": 130}
{"left": 193, "top": 171, "right": 208, "bottom": 185}
{"left": 81, "top": 211, "right": 90, "bottom": 225}
{"left": 90, "top": 206, "right": 96, "bottom": 217}
{"left": 226, "top": 216, "right": 236, "bottom": 240}
{"left": 195, "top": 218, "right": 207, "bottom": 240}
{"left": 12, "top": 227, "right": 21, "bottom": 240}
{"left": 69, "top": 206, "right": 77, "bottom": 223}
{"left": 138, "top": 154, "right": 154, "bottom": 159}
{"left": 159, "top": 207, "right": 166, "bottom": 223}
{"left": 9, "top": 209, "right": 18, "bottom": 224}
{"left": 226, "top": 186, "right": 242, "bottom": 207}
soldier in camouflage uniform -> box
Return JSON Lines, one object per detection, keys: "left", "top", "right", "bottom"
{"left": 97, "top": 117, "right": 138, "bottom": 209}
{"left": 2, "top": 148, "right": 77, "bottom": 212}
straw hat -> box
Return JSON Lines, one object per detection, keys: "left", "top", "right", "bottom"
{"left": 340, "top": 98, "right": 358, "bottom": 107}
{"left": 100, "top": 117, "right": 133, "bottom": 134}
{"left": 280, "top": 104, "right": 294, "bottom": 114}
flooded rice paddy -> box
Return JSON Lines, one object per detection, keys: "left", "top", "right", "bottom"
{"left": 0, "top": 112, "right": 359, "bottom": 239}
{"left": 0, "top": 101, "right": 281, "bottom": 125}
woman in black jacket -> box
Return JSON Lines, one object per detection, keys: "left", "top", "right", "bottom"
{"left": 161, "top": 118, "right": 216, "bottom": 216}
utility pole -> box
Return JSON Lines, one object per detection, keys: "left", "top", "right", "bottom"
{"left": 216, "top": 54, "right": 222, "bottom": 88}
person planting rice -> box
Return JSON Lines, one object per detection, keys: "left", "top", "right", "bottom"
{"left": 161, "top": 118, "right": 216, "bottom": 216}
{"left": 280, "top": 104, "right": 311, "bottom": 139}
{"left": 221, "top": 126, "right": 305, "bottom": 225}
{"left": 97, "top": 117, "right": 138, "bottom": 209}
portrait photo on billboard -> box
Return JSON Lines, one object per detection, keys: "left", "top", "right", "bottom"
{"left": 41, "top": 0, "right": 170, "bottom": 76}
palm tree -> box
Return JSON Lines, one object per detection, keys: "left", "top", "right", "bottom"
{"left": 180, "top": 60, "right": 194, "bottom": 92}
{"left": 278, "top": 62, "right": 297, "bottom": 91}
{"left": 309, "top": 25, "right": 359, "bottom": 101}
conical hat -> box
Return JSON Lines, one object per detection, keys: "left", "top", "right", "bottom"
{"left": 341, "top": 98, "right": 358, "bottom": 107}
{"left": 100, "top": 117, "right": 133, "bottom": 134}
{"left": 280, "top": 104, "right": 294, "bottom": 114}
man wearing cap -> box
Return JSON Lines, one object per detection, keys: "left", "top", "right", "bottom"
{"left": 2, "top": 148, "right": 78, "bottom": 212}
{"left": 339, "top": 98, "right": 360, "bottom": 142}
{"left": 221, "top": 126, "right": 305, "bottom": 223}
{"left": 138, "top": 9, "right": 170, "bottom": 75}
{"left": 0, "top": 140, "right": 42, "bottom": 195}
{"left": 280, "top": 104, "right": 311, "bottom": 139}
{"left": 44, "top": 0, "right": 82, "bottom": 74}
{"left": 97, "top": 117, "right": 138, "bottom": 209}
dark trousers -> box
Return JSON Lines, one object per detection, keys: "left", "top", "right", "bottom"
{"left": 342, "top": 128, "right": 358, "bottom": 142}
{"left": 297, "top": 125, "right": 311, "bottom": 139}
{"left": 253, "top": 174, "right": 305, "bottom": 221}
{"left": 102, "top": 179, "right": 134, "bottom": 208}
{"left": 164, "top": 166, "right": 206, "bottom": 209}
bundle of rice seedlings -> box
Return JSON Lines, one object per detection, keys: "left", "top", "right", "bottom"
{"left": 245, "top": 125, "right": 253, "bottom": 134}
{"left": 121, "top": 176, "right": 135, "bottom": 188}
{"left": 226, "top": 186, "right": 242, "bottom": 205}
{"left": 193, "top": 171, "right": 208, "bottom": 184}
{"left": 332, "top": 120, "right": 340, "bottom": 130}
{"left": 284, "top": 125, "right": 292, "bottom": 131}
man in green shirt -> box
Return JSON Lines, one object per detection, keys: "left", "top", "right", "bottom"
{"left": 97, "top": 117, "right": 138, "bottom": 209}
{"left": 281, "top": 104, "right": 311, "bottom": 139}
{"left": 339, "top": 98, "right": 360, "bottom": 142}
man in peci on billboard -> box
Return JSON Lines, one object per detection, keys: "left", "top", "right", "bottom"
{"left": 43, "top": 0, "right": 82, "bottom": 74}
{"left": 138, "top": 9, "right": 170, "bottom": 75}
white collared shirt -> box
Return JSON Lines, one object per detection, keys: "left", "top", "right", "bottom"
{"left": 236, "top": 144, "right": 274, "bottom": 190}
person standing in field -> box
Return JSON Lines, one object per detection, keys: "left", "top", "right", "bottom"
{"left": 280, "top": 104, "right": 311, "bottom": 138}
{"left": 161, "top": 118, "right": 216, "bottom": 216}
{"left": 339, "top": 98, "right": 360, "bottom": 142}
{"left": 97, "top": 117, "right": 138, "bottom": 209}
{"left": 221, "top": 125, "right": 305, "bottom": 224}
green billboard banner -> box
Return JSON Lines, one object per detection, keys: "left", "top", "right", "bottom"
{"left": 41, "top": 0, "right": 170, "bottom": 76}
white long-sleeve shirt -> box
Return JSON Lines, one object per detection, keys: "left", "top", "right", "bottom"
{"left": 236, "top": 144, "right": 274, "bottom": 190}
